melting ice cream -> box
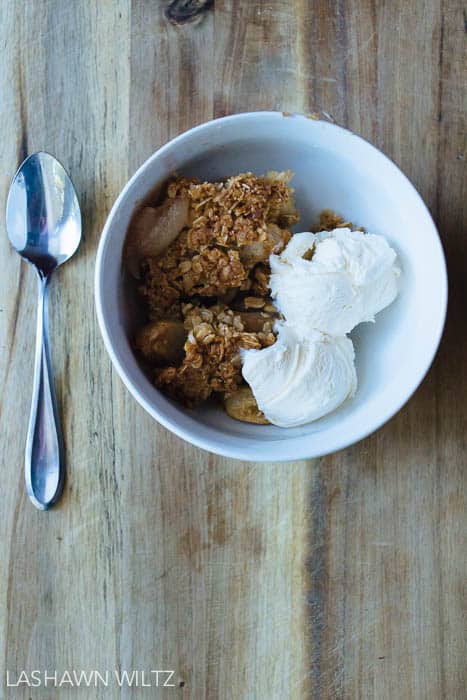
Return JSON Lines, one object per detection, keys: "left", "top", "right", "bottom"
{"left": 242, "top": 228, "right": 400, "bottom": 427}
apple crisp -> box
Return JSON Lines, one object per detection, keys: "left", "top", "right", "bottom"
{"left": 125, "top": 171, "right": 297, "bottom": 411}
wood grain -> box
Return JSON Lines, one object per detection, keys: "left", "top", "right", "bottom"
{"left": 0, "top": 1, "right": 465, "bottom": 698}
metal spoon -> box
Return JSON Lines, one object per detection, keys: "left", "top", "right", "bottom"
{"left": 6, "top": 152, "right": 82, "bottom": 510}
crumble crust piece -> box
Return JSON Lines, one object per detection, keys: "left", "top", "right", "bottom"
{"left": 132, "top": 171, "right": 298, "bottom": 407}
{"left": 155, "top": 303, "right": 275, "bottom": 405}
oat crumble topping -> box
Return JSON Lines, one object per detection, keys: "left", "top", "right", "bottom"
{"left": 125, "top": 171, "right": 296, "bottom": 406}
{"left": 155, "top": 304, "right": 275, "bottom": 405}
{"left": 124, "top": 170, "right": 354, "bottom": 416}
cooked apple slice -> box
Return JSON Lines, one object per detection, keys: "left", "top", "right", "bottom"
{"left": 224, "top": 386, "right": 270, "bottom": 424}
{"left": 238, "top": 311, "right": 276, "bottom": 333}
{"left": 124, "top": 195, "right": 189, "bottom": 277}
{"left": 239, "top": 223, "right": 290, "bottom": 267}
{"left": 135, "top": 320, "right": 186, "bottom": 365}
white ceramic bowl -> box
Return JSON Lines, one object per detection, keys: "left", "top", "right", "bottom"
{"left": 95, "top": 112, "right": 447, "bottom": 461}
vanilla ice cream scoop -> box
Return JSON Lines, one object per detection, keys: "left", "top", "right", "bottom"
{"left": 241, "top": 325, "right": 357, "bottom": 428}
{"left": 269, "top": 228, "right": 400, "bottom": 336}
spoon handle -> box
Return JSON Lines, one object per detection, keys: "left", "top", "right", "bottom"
{"left": 25, "top": 272, "right": 65, "bottom": 509}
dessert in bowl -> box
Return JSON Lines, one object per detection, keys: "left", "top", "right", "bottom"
{"left": 124, "top": 170, "right": 400, "bottom": 427}
{"left": 95, "top": 112, "right": 447, "bottom": 461}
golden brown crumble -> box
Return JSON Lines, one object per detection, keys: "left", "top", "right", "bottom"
{"left": 125, "top": 170, "right": 358, "bottom": 416}
{"left": 127, "top": 171, "right": 297, "bottom": 408}
{"left": 168, "top": 171, "right": 298, "bottom": 249}
{"left": 155, "top": 304, "right": 276, "bottom": 405}
{"left": 250, "top": 263, "right": 271, "bottom": 297}
{"left": 315, "top": 209, "right": 364, "bottom": 232}
{"left": 138, "top": 173, "right": 295, "bottom": 323}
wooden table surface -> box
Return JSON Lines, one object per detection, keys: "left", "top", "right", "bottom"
{"left": 0, "top": 2, "right": 465, "bottom": 698}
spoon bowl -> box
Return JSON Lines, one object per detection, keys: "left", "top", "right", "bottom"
{"left": 6, "top": 152, "right": 82, "bottom": 509}
{"left": 6, "top": 152, "right": 81, "bottom": 274}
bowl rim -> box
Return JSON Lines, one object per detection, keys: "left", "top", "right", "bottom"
{"left": 95, "top": 110, "right": 448, "bottom": 461}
